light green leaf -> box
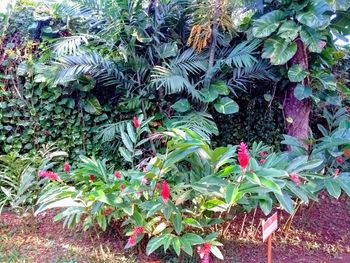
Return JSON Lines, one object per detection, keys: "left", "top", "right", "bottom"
{"left": 274, "top": 191, "right": 294, "bottom": 214}
{"left": 325, "top": 180, "right": 341, "bottom": 199}
{"left": 210, "top": 246, "right": 224, "bottom": 260}
{"left": 277, "top": 20, "right": 301, "bottom": 40}
{"left": 294, "top": 84, "right": 312, "bottom": 100}
{"left": 252, "top": 10, "right": 286, "bottom": 38}
{"left": 288, "top": 65, "right": 308, "bottom": 82}
{"left": 81, "top": 95, "right": 102, "bottom": 115}
{"left": 262, "top": 37, "right": 297, "bottom": 65}
{"left": 214, "top": 97, "right": 239, "bottom": 114}
{"left": 146, "top": 235, "right": 167, "bottom": 255}
{"left": 171, "top": 99, "right": 191, "bottom": 112}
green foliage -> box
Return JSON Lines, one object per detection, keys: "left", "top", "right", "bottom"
{"left": 34, "top": 126, "right": 350, "bottom": 260}
{"left": 0, "top": 144, "right": 67, "bottom": 212}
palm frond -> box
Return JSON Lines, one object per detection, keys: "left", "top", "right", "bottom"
{"left": 228, "top": 60, "right": 276, "bottom": 90}
{"left": 51, "top": 35, "right": 91, "bottom": 56}
{"left": 95, "top": 120, "right": 129, "bottom": 144}
{"left": 54, "top": 52, "right": 123, "bottom": 84}
{"left": 151, "top": 49, "right": 208, "bottom": 100}
{"left": 166, "top": 111, "right": 218, "bottom": 141}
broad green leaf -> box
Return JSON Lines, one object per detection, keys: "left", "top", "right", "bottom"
{"left": 315, "top": 73, "right": 337, "bottom": 90}
{"left": 81, "top": 95, "right": 102, "bottom": 115}
{"left": 172, "top": 212, "right": 183, "bottom": 234}
{"left": 146, "top": 235, "right": 167, "bottom": 255}
{"left": 252, "top": 10, "right": 286, "bottom": 38}
{"left": 225, "top": 184, "right": 239, "bottom": 204}
{"left": 274, "top": 191, "right": 294, "bottom": 214}
{"left": 172, "top": 237, "right": 181, "bottom": 256}
{"left": 286, "top": 182, "right": 309, "bottom": 204}
{"left": 277, "top": 21, "right": 300, "bottom": 40}
{"left": 202, "top": 199, "right": 226, "bottom": 210}
{"left": 259, "top": 198, "right": 273, "bottom": 215}
{"left": 325, "top": 180, "right": 341, "bottom": 199}
{"left": 121, "top": 130, "right": 133, "bottom": 152}
{"left": 288, "top": 65, "right": 308, "bottom": 82}
{"left": 179, "top": 236, "right": 193, "bottom": 256}
{"left": 126, "top": 123, "right": 136, "bottom": 143}
{"left": 119, "top": 147, "right": 132, "bottom": 163}
{"left": 214, "top": 97, "right": 239, "bottom": 114}
{"left": 296, "top": 1, "right": 331, "bottom": 28}
{"left": 183, "top": 218, "right": 202, "bottom": 228}
{"left": 260, "top": 177, "right": 282, "bottom": 195}
{"left": 182, "top": 233, "right": 204, "bottom": 245}
{"left": 210, "top": 80, "right": 230, "bottom": 95}
{"left": 294, "top": 84, "right": 312, "bottom": 100}
{"left": 300, "top": 27, "right": 326, "bottom": 53}
{"left": 158, "top": 42, "right": 178, "bottom": 59}
{"left": 262, "top": 37, "right": 297, "bottom": 65}
{"left": 171, "top": 99, "right": 191, "bottom": 112}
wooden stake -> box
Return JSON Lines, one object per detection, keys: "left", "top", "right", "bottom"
{"left": 267, "top": 234, "right": 272, "bottom": 263}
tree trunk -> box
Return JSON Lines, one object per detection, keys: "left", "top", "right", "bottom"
{"left": 284, "top": 39, "right": 310, "bottom": 148}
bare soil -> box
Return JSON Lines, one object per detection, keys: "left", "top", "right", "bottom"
{"left": 0, "top": 193, "right": 350, "bottom": 263}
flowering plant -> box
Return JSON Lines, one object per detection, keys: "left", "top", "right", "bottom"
{"left": 35, "top": 126, "right": 350, "bottom": 261}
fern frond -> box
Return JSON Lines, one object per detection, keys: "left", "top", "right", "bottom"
{"left": 96, "top": 120, "right": 129, "bottom": 143}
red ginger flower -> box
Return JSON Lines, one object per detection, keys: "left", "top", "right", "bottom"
{"left": 336, "top": 156, "right": 343, "bottom": 164}
{"left": 289, "top": 172, "right": 302, "bottom": 185}
{"left": 90, "top": 174, "right": 95, "bottom": 181}
{"left": 161, "top": 180, "right": 170, "bottom": 204}
{"left": 237, "top": 142, "right": 250, "bottom": 173}
{"left": 260, "top": 159, "right": 265, "bottom": 164}
{"left": 38, "top": 170, "right": 60, "bottom": 181}
{"left": 127, "top": 226, "right": 144, "bottom": 246}
{"left": 114, "top": 171, "right": 121, "bottom": 179}
{"left": 64, "top": 162, "right": 70, "bottom": 173}
{"left": 120, "top": 184, "right": 125, "bottom": 190}
{"left": 197, "top": 242, "right": 211, "bottom": 263}
{"left": 133, "top": 116, "right": 140, "bottom": 129}
{"left": 334, "top": 168, "right": 340, "bottom": 177}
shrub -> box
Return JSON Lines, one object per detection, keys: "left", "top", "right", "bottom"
{"left": 35, "top": 118, "right": 350, "bottom": 261}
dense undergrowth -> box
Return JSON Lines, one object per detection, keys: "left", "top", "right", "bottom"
{"left": 1, "top": 0, "right": 350, "bottom": 261}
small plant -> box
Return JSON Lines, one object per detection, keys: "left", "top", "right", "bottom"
{"left": 0, "top": 144, "right": 67, "bottom": 213}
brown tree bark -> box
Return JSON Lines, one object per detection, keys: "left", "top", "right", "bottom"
{"left": 284, "top": 39, "right": 310, "bottom": 148}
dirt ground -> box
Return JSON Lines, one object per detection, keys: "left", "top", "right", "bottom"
{"left": 0, "top": 193, "right": 350, "bottom": 263}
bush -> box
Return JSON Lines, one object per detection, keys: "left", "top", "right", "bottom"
{"left": 35, "top": 118, "right": 350, "bottom": 261}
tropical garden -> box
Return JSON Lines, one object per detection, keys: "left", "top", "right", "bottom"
{"left": 1, "top": 0, "right": 350, "bottom": 262}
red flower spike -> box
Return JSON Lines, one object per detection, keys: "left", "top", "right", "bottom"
{"left": 334, "top": 168, "right": 340, "bottom": 177}
{"left": 120, "top": 184, "right": 125, "bottom": 190}
{"left": 249, "top": 169, "right": 255, "bottom": 173}
{"left": 38, "top": 171, "right": 60, "bottom": 181}
{"left": 114, "top": 171, "right": 121, "bottom": 179}
{"left": 198, "top": 242, "right": 211, "bottom": 263}
{"left": 128, "top": 234, "right": 136, "bottom": 246}
{"left": 133, "top": 116, "right": 140, "bottom": 129}
{"left": 161, "top": 180, "right": 170, "bottom": 204}
{"left": 89, "top": 174, "right": 95, "bottom": 182}
{"left": 289, "top": 172, "right": 302, "bottom": 185}
{"left": 156, "top": 182, "right": 161, "bottom": 189}
{"left": 260, "top": 159, "right": 265, "bottom": 164}
{"left": 133, "top": 226, "right": 144, "bottom": 234}
{"left": 64, "top": 162, "right": 70, "bottom": 173}
{"left": 237, "top": 142, "right": 250, "bottom": 173}
{"left": 336, "top": 156, "right": 343, "bottom": 165}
